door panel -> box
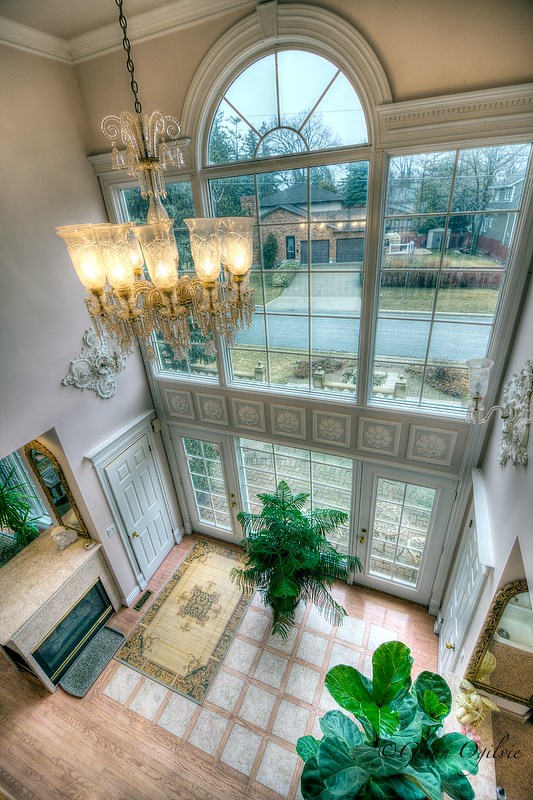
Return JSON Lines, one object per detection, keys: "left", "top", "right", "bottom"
{"left": 300, "top": 239, "right": 330, "bottom": 264}
{"left": 172, "top": 432, "right": 239, "bottom": 542}
{"left": 357, "top": 465, "right": 455, "bottom": 605}
{"left": 106, "top": 435, "right": 174, "bottom": 579}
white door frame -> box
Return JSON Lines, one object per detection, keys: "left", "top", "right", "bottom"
{"left": 87, "top": 410, "right": 180, "bottom": 591}
{"left": 356, "top": 463, "right": 457, "bottom": 606}
{"left": 167, "top": 424, "right": 243, "bottom": 542}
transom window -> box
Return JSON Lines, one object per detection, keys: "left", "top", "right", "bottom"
{"left": 208, "top": 50, "right": 368, "bottom": 165}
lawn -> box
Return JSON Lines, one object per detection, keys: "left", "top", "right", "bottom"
{"left": 248, "top": 271, "right": 284, "bottom": 305}
{"left": 379, "top": 286, "right": 498, "bottom": 314}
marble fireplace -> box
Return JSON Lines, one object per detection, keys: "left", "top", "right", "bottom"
{"left": 0, "top": 529, "right": 121, "bottom": 692}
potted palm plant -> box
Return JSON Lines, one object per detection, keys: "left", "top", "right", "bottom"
{"left": 230, "top": 480, "right": 362, "bottom": 637}
{"left": 0, "top": 467, "right": 40, "bottom": 563}
{"left": 297, "top": 641, "right": 478, "bottom": 799}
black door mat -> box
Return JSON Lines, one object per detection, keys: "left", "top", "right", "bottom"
{"left": 59, "top": 626, "right": 125, "bottom": 698}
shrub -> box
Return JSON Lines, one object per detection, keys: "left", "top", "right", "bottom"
{"left": 294, "top": 357, "right": 344, "bottom": 379}
{"left": 272, "top": 260, "right": 300, "bottom": 287}
{"left": 262, "top": 232, "right": 279, "bottom": 270}
{"left": 407, "top": 361, "right": 469, "bottom": 398}
{"left": 342, "top": 367, "right": 386, "bottom": 387}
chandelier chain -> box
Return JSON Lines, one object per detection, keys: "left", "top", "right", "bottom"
{"left": 115, "top": 0, "right": 142, "bottom": 115}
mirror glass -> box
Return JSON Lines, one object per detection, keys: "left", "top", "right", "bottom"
{"left": 467, "top": 580, "right": 533, "bottom": 707}
{"left": 24, "top": 441, "right": 89, "bottom": 538}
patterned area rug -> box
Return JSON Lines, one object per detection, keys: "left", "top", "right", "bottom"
{"left": 116, "top": 540, "right": 252, "bottom": 702}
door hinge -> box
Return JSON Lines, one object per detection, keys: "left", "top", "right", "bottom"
{"left": 148, "top": 443, "right": 152, "bottom": 452}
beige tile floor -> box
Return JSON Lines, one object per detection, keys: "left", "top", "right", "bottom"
{"left": 101, "top": 585, "right": 438, "bottom": 800}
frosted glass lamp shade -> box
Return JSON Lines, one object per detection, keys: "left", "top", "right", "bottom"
{"left": 94, "top": 223, "right": 136, "bottom": 290}
{"left": 56, "top": 224, "right": 106, "bottom": 291}
{"left": 220, "top": 217, "right": 254, "bottom": 276}
{"left": 466, "top": 358, "right": 494, "bottom": 397}
{"left": 133, "top": 219, "right": 179, "bottom": 290}
{"left": 184, "top": 218, "right": 221, "bottom": 283}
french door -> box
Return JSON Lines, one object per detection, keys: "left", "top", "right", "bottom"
{"left": 171, "top": 430, "right": 240, "bottom": 542}
{"left": 356, "top": 465, "right": 456, "bottom": 605}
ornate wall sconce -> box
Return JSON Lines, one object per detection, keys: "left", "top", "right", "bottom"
{"left": 465, "top": 358, "right": 533, "bottom": 466}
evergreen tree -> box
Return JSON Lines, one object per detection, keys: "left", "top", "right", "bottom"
{"left": 343, "top": 162, "right": 369, "bottom": 207}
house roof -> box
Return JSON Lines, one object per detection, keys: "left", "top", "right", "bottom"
{"left": 260, "top": 184, "right": 345, "bottom": 207}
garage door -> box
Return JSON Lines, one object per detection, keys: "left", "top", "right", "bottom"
{"left": 300, "top": 239, "right": 330, "bottom": 264}
{"left": 336, "top": 238, "right": 364, "bottom": 263}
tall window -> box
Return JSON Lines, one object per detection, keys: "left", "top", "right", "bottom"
{"left": 372, "top": 143, "right": 531, "bottom": 409}
{"left": 206, "top": 50, "right": 369, "bottom": 394}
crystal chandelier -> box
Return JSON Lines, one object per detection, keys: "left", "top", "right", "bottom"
{"left": 56, "top": 0, "right": 254, "bottom": 361}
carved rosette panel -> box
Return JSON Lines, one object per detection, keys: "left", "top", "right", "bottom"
{"left": 313, "top": 412, "right": 351, "bottom": 447}
{"left": 358, "top": 418, "right": 401, "bottom": 456}
{"left": 198, "top": 394, "right": 229, "bottom": 425}
{"left": 164, "top": 389, "right": 195, "bottom": 420}
{"left": 271, "top": 406, "right": 306, "bottom": 439}
{"left": 407, "top": 426, "right": 457, "bottom": 466}
{"left": 62, "top": 328, "right": 126, "bottom": 399}
{"left": 232, "top": 400, "right": 266, "bottom": 432}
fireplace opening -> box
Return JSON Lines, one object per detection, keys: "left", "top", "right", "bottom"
{"left": 32, "top": 579, "right": 113, "bottom": 683}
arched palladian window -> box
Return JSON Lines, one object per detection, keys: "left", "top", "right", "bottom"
{"left": 208, "top": 50, "right": 368, "bottom": 165}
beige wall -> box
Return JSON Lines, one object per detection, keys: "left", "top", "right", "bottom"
{"left": 0, "top": 46, "right": 154, "bottom": 598}
{"left": 72, "top": 0, "right": 533, "bottom": 153}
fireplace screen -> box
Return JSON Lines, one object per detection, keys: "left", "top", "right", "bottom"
{"left": 32, "top": 579, "right": 113, "bottom": 683}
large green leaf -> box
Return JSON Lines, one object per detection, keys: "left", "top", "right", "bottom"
{"left": 364, "top": 778, "right": 403, "bottom": 799}
{"left": 350, "top": 742, "right": 412, "bottom": 777}
{"left": 325, "top": 665, "right": 372, "bottom": 713}
{"left": 317, "top": 737, "right": 368, "bottom": 797}
{"left": 440, "top": 771, "right": 476, "bottom": 800}
{"left": 430, "top": 733, "right": 479, "bottom": 777}
{"left": 412, "top": 672, "right": 451, "bottom": 720}
{"left": 359, "top": 701, "right": 400, "bottom": 738}
{"left": 423, "top": 689, "right": 450, "bottom": 722}
{"left": 297, "top": 735, "right": 321, "bottom": 762}
{"left": 319, "top": 710, "right": 363, "bottom": 748}
{"left": 391, "top": 694, "right": 418, "bottom": 728}
{"left": 371, "top": 642, "right": 413, "bottom": 707}
{"left": 301, "top": 756, "right": 333, "bottom": 800}
{"left": 402, "top": 767, "right": 442, "bottom": 800}
{"left": 389, "top": 775, "right": 426, "bottom": 800}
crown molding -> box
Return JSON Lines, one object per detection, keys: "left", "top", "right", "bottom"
{"left": 88, "top": 137, "right": 192, "bottom": 176}
{"left": 70, "top": 0, "right": 256, "bottom": 63}
{"left": 0, "top": 16, "right": 72, "bottom": 63}
{"left": 376, "top": 83, "right": 533, "bottom": 148}
{"left": 0, "top": 0, "right": 255, "bottom": 64}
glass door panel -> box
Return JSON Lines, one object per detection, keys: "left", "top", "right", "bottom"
{"left": 357, "top": 465, "right": 455, "bottom": 604}
{"left": 171, "top": 431, "right": 239, "bottom": 542}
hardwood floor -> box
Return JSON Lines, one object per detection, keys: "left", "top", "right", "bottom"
{"left": 0, "top": 535, "right": 438, "bottom": 800}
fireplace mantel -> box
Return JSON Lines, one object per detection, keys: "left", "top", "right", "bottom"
{"left": 0, "top": 530, "right": 121, "bottom": 690}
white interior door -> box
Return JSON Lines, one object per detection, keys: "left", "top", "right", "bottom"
{"left": 172, "top": 432, "right": 240, "bottom": 542}
{"left": 356, "top": 465, "right": 456, "bottom": 605}
{"left": 105, "top": 434, "right": 175, "bottom": 579}
{"left": 439, "top": 510, "right": 489, "bottom": 673}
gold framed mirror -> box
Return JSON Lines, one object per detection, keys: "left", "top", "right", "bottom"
{"left": 24, "top": 440, "right": 90, "bottom": 538}
{"left": 465, "top": 579, "right": 532, "bottom": 707}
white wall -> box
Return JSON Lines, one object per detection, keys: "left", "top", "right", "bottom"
{"left": 461, "top": 271, "right": 533, "bottom": 667}
{"left": 0, "top": 45, "right": 154, "bottom": 599}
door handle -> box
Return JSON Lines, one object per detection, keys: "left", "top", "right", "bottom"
{"left": 230, "top": 501, "right": 237, "bottom": 508}
{"left": 359, "top": 528, "right": 367, "bottom": 544}
{"left": 132, "top": 531, "right": 140, "bottom": 538}
{"left": 445, "top": 642, "right": 455, "bottom": 651}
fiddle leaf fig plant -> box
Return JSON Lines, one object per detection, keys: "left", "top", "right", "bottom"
{"left": 297, "top": 641, "right": 478, "bottom": 800}
{"left": 230, "top": 480, "right": 362, "bottom": 638}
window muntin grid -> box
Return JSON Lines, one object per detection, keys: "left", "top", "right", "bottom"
{"left": 208, "top": 50, "right": 367, "bottom": 166}
{"left": 210, "top": 161, "right": 368, "bottom": 395}
{"left": 183, "top": 437, "right": 231, "bottom": 529}
{"left": 373, "top": 143, "right": 531, "bottom": 410}
{"left": 368, "top": 477, "right": 436, "bottom": 588}
{"left": 238, "top": 438, "right": 353, "bottom": 552}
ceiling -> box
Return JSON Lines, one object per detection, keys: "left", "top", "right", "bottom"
{"left": 0, "top": 0, "right": 175, "bottom": 40}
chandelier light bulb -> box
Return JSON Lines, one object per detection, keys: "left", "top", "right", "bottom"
{"left": 95, "top": 223, "right": 136, "bottom": 291}
{"left": 56, "top": 224, "right": 107, "bottom": 291}
{"left": 133, "top": 220, "right": 179, "bottom": 290}
{"left": 220, "top": 217, "right": 254, "bottom": 277}
{"left": 184, "top": 218, "right": 222, "bottom": 283}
